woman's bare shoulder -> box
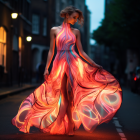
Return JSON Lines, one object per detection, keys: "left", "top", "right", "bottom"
{"left": 51, "top": 26, "right": 61, "bottom": 30}
{"left": 72, "top": 28, "right": 80, "bottom": 38}
{"left": 51, "top": 26, "right": 62, "bottom": 37}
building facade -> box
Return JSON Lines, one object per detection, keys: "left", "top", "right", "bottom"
{"left": 0, "top": 0, "right": 91, "bottom": 85}
{"left": 31, "top": 0, "right": 51, "bottom": 75}
{"left": 0, "top": 0, "right": 32, "bottom": 86}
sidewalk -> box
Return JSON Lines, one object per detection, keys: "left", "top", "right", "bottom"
{"left": 0, "top": 83, "right": 40, "bottom": 99}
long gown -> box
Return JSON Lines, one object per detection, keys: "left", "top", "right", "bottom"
{"left": 11, "top": 21, "right": 122, "bottom": 134}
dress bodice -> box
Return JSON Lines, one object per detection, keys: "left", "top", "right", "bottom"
{"left": 56, "top": 21, "right": 76, "bottom": 51}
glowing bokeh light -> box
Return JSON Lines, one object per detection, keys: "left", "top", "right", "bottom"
{"left": 26, "top": 36, "right": 32, "bottom": 42}
{"left": 11, "top": 13, "right": 18, "bottom": 19}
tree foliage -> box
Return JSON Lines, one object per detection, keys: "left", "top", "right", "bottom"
{"left": 92, "top": 0, "right": 140, "bottom": 51}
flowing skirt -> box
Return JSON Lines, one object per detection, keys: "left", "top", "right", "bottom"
{"left": 11, "top": 50, "right": 122, "bottom": 134}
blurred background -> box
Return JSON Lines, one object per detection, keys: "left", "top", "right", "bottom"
{"left": 0, "top": 0, "right": 140, "bottom": 93}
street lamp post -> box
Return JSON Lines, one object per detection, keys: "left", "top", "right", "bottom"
{"left": 10, "top": 12, "right": 18, "bottom": 86}
{"left": 26, "top": 35, "right": 32, "bottom": 84}
{"left": 11, "top": 12, "right": 20, "bottom": 86}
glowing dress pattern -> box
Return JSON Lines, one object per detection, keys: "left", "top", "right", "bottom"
{"left": 11, "top": 21, "right": 122, "bottom": 134}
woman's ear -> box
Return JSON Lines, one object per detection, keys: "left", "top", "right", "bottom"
{"left": 66, "top": 13, "right": 69, "bottom": 18}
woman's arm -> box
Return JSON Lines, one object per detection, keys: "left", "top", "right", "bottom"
{"left": 45, "top": 27, "right": 56, "bottom": 71}
{"left": 75, "top": 29, "right": 99, "bottom": 67}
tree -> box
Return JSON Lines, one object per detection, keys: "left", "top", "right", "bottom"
{"left": 92, "top": 0, "right": 140, "bottom": 51}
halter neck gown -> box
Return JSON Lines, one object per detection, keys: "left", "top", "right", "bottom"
{"left": 11, "top": 21, "right": 122, "bottom": 134}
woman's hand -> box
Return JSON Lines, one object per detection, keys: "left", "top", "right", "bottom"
{"left": 44, "top": 69, "right": 49, "bottom": 75}
{"left": 91, "top": 62, "right": 103, "bottom": 69}
{"left": 44, "top": 69, "right": 49, "bottom": 80}
{"left": 95, "top": 64, "right": 103, "bottom": 69}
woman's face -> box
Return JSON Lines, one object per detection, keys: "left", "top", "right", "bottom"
{"left": 66, "top": 12, "right": 79, "bottom": 25}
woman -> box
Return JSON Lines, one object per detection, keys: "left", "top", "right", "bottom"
{"left": 12, "top": 6, "right": 122, "bottom": 136}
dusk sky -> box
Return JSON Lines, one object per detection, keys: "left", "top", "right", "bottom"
{"left": 85, "top": 0, "right": 105, "bottom": 44}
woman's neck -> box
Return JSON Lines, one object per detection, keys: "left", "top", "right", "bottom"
{"left": 63, "top": 18, "right": 69, "bottom": 24}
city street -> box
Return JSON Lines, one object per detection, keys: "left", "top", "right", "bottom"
{"left": 0, "top": 87, "right": 140, "bottom": 140}
{"left": 0, "top": 0, "right": 140, "bottom": 139}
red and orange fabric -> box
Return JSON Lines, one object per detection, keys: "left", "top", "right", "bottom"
{"left": 11, "top": 21, "right": 122, "bottom": 134}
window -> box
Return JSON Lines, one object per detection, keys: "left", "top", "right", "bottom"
{"left": 18, "top": 37, "right": 22, "bottom": 67}
{"left": 32, "top": 14, "right": 40, "bottom": 34}
{"left": 0, "top": 27, "right": 7, "bottom": 72}
{"left": 43, "top": 17, "right": 47, "bottom": 36}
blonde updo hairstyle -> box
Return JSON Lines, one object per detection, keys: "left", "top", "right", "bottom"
{"left": 60, "top": 6, "right": 84, "bottom": 27}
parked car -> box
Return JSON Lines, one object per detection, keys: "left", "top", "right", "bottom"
{"left": 130, "top": 66, "right": 140, "bottom": 93}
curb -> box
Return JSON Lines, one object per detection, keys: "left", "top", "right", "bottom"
{"left": 0, "top": 84, "right": 39, "bottom": 100}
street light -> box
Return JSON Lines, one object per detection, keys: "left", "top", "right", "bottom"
{"left": 11, "top": 13, "right": 18, "bottom": 19}
{"left": 26, "top": 36, "right": 32, "bottom": 42}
